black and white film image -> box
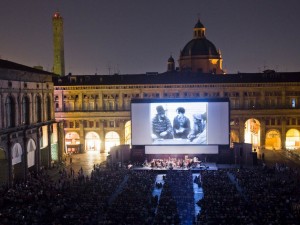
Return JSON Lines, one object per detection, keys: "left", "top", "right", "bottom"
{"left": 150, "top": 102, "right": 207, "bottom": 145}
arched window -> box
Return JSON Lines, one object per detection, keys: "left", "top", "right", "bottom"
{"left": 6, "top": 96, "right": 15, "bottom": 127}
{"left": 36, "top": 95, "right": 42, "bottom": 122}
{"left": 22, "top": 96, "right": 30, "bottom": 125}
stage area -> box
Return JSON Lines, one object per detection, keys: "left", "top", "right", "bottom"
{"left": 133, "top": 162, "right": 218, "bottom": 171}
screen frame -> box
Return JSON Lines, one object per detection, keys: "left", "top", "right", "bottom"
{"left": 131, "top": 98, "right": 230, "bottom": 147}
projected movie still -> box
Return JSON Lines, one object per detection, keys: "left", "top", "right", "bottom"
{"left": 131, "top": 98, "right": 229, "bottom": 146}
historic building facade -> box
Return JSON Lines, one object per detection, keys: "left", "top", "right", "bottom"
{"left": 0, "top": 60, "right": 61, "bottom": 186}
{"left": 53, "top": 71, "right": 300, "bottom": 154}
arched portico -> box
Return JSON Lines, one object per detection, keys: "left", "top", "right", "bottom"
{"left": 244, "top": 118, "right": 261, "bottom": 150}
{"left": 105, "top": 131, "right": 120, "bottom": 153}
{"left": 285, "top": 129, "right": 300, "bottom": 150}
{"left": 65, "top": 132, "right": 80, "bottom": 153}
{"left": 265, "top": 129, "right": 281, "bottom": 150}
{"left": 85, "top": 131, "right": 101, "bottom": 152}
{"left": 27, "top": 138, "right": 36, "bottom": 168}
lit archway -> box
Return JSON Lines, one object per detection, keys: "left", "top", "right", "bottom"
{"left": 230, "top": 130, "right": 239, "bottom": 148}
{"left": 65, "top": 132, "right": 80, "bottom": 154}
{"left": 124, "top": 121, "right": 131, "bottom": 145}
{"left": 27, "top": 138, "right": 36, "bottom": 168}
{"left": 85, "top": 132, "right": 101, "bottom": 152}
{"left": 244, "top": 118, "right": 260, "bottom": 150}
{"left": 286, "top": 129, "right": 300, "bottom": 150}
{"left": 105, "top": 131, "right": 120, "bottom": 153}
{"left": 265, "top": 130, "right": 281, "bottom": 150}
{"left": 12, "top": 143, "right": 23, "bottom": 165}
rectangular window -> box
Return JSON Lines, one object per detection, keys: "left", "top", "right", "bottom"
{"left": 265, "top": 119, "right": 270, "bottom": 126}
{"left": 83, "top": 120, "right": 87, "bottom": 128}
{"left": 271, "top": 118, "right": 275, "bottom": 125}
{"left": 102, "top": 121, "right": 107, "bottom": 128}
{"left": 109, "top": 121, "right": 115, "bottom": 127}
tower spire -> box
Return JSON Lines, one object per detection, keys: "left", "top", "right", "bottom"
{"left": 52, "top": 11, "right": 65, "bottom": 76}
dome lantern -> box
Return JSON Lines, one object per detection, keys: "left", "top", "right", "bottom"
{"left": 193, "top": 19, "right": 206, "bottom": 39}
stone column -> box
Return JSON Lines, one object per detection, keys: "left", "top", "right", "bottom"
{"left": 99, "top": 93, "right": 103, "bottom": 110}
{"left": 239, "top": 117, "right": 245, "bottom": 143}
{"left": 79, "top": 120, "right": 85, "bottom": 153}
{"left": 281, "top": 117, "right": 286, "bottom": 149}
{"left": 119, "top": 120, "right": 125, "bottom": 145}
{"left": 36, "top": 127, "right": 41, "bottom": 173}
{"left": 58, "top": 121, "right": 65, "bottom": 161}
{"left": 7, "top": 135, "right": 13, "bottom": 187}
{"left": 99, "top": 120, "right": 105, "bottom": 153}
{"left": 260, "top": 91, "right": 265, "bottom": 109}
{"left": 239, "top": 91, "right": 244, "bottom": 109}
{"left": 59, "top": 91, "right": 63, "bottom": 112}
{"left": 23, "top": 130, "right": 28, "bottom": 180}
{"left": 260, "top": 118, "right": 266, "bottom": 149}
{"left": 281, "top": 90, "right": 286, "bottom": 108}
{"left": 118, "top": 92, "right": 124, "bottom": 110}
{"left": 78, "top": 93, "right": 83, "bottom": 111}
{"left": 47, "top": 125, "right": 52, "bottom": 168}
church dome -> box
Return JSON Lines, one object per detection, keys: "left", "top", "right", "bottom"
{"left": 178, "top": 19, "right": 224, "bottom": 74}
{"left": 180, "top": 38, "right": 219, "bottom": 57}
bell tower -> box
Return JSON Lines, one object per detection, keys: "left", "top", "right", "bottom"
{"left": 52, "top": 12, "right": 65, "bottom": 76}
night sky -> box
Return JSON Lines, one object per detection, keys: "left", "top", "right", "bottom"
{"left": 0, "top": 0, "right": 299, "bottom": 75}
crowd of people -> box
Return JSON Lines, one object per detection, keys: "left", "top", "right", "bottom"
{"left": 0, "top": 167, "right": 127, "bottom": 224}
{"left": 1, "top": 159, "right": 300, "bottom": 224}
{"left": 151, "top": 170, "right": 198, "bottom": 225}
{"left": 196, "top": 166, "right": 300, "bottom": 225}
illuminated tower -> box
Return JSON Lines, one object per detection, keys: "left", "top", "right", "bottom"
{"left": 52, "top": 12, "right": 65, "bottom": 76}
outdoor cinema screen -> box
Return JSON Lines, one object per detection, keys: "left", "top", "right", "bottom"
{"left": 131, "top": 98, "right": 230, "bottom": 146}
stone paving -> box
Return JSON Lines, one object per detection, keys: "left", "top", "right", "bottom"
{"left": 47, "top": 151, "right": 108, "bottom": 180}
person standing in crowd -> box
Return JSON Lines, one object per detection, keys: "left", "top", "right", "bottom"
{"left": 187, "top": 112, "right": 207, "bottom": 144}
{"left": 173, "top": 107, "right": 191, "bottom": 139}
{"left": 152, "top": 105, "right": 173, "bottom": 140}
